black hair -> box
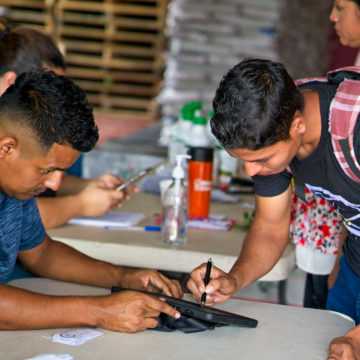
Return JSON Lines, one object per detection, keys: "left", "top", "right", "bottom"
{"left": 211, "top": 58, "right": 304, "bottom": 150}
{"left": 0, "top": 69, "right": 98, "bottom": 152}
{"left": 0, "top": 18, "right": 66, "bottom": 76}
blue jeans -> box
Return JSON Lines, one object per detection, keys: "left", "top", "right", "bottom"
{"left": 326, "top": 255, "right": 360, "bottom": 325}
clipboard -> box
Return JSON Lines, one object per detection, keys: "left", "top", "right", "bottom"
{"left": 111, "top": 287, "right": 258, "bottom": 331}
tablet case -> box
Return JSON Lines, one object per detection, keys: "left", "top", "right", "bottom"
{"left": 111, "top": 287, "right": 258, "bottom": 333}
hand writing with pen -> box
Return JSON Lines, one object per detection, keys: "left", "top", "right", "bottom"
{"left": 187, "top": 261, "right": 238, "bottom": 306}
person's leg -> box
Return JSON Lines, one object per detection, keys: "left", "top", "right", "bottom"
{"left": 327, "top": 256, "right": 360, "bottom": 324}
{"left": 303, "top": 273, "right": 316, "bottom": 308}
{"left": 303, "top": 273, "right": 328, "bottom": 309}
{"left": 311, "top": 274, "right": 329, "bottom": 309}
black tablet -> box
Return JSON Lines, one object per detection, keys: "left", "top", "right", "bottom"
{"left": 111, "top": 287, "right": 258, "bottom": 328}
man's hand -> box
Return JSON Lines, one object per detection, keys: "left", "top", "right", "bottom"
{"left": 76, "top": 173, "right": 141, "bottom": 217}
{"left": 76, "top": 179, "right": 125, "bottom": 217}
{"left": 118, "top": 268, "right": 183, "bottom": 299}
{"left": 95, "top": 290, "right": 181, "bottom": 333}
{"left": 93, "top": 174, "right": 122, "bottom": 189}
{"left": 187, "top": 263, "right": 238, "bottom": 305}
{"left": 327, "top": 325, "right": 360, "bottom": 360}
{"left": 327, "top": 335, "right": 360, "bottom": 359}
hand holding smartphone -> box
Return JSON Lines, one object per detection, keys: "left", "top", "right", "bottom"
{"left": 116, "top": 167, "right": 153, "bottom": 191}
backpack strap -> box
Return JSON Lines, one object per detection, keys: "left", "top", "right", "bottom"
{"left": 296, "top": 66, "right": 360, "bottom": 183}
{"left": 330, "top": 77, "right": 360, "bottom": 183}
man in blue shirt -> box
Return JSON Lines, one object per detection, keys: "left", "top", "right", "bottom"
{"left": 0, "top": 69, "right": 182, "bottom": 332}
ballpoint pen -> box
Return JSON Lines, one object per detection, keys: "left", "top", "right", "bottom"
{"left": 104, "top": 225, "right": 161, "bottom": 231}
{"left": 201, "top": 258, "right": 213, "bottom": 308}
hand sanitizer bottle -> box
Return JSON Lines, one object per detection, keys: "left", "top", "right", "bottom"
{"left": 161, "top": 154, "right": 191, "bottom": 245}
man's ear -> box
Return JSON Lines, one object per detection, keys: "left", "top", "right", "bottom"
{"left": 0, "top": 71, "right": 17, "bottom": 96}
{"left": 0, "top": 136, "right": 17, "bottom": 158}
{"left": 291, "top": 112, "right": 306, "bottom": 135}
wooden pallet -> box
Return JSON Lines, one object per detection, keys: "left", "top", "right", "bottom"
{"left": 0, "top": 0, "right": 54, "bottom": 32}
{"left": 0, "top": 0, "right": 168, "bottom": 120}
{"left": 54, "top": 0, "right": 167, "bottom": 119}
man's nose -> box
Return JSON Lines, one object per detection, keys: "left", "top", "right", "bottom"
{"left": 329, "top": 8, "right": 338, "bottom": 22}
{"left": 44, "top": 171, "right": 63, "bottom": 191}
{"left": 243, "top": 161, "right": 262, "bottom": 177}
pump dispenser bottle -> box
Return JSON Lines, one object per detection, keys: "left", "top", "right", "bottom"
{"left": 161, "top": 154, "right": 191, "bottom": 245}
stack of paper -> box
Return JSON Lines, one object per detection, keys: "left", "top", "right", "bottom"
{"left": 188, "top": 218, "right": 235, "bottom": 231}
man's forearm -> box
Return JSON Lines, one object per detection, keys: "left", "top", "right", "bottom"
{"left": 0, "top": 284, "right": 98, "bottom": 330}
{"left": 19, "top": 237, "right": 125, "bottom": 289}
{"left": 229, "top": 224, "right": 290, "bottom": 291}
{"left": 57, "top": 174, "right": 89, "bottom": 196}
{"left": 36, "top": 195, "right": 84, "bottom": 229}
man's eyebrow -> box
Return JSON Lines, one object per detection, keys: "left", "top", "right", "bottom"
{"left": 245, "top": 156, "right": 270, "bottom": 163}
{"left": 45, "top": 167, "right": 67, "bottom": 172}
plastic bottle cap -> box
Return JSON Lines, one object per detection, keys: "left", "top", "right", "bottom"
{"left": 193, "top": 116, "right": 207, "bottom": 126}
{"left": 181, "top": 104, "right": 192, "bottom": 122}
{"left": 172, "top": 154, "right": 191, "bottom": 179}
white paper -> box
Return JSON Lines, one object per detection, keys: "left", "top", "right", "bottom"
{"left": 68, "top": 211, "right": 144, "bottom": 228}
{"left": 44, "top": 328, "right": 104, "bottom": 346}
{"left": 25, "top": 354, "right": 73, "bottom": 360}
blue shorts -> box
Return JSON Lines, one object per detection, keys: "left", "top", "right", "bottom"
{"left": 326, "top": 255, "right": 360, "bottom": 325}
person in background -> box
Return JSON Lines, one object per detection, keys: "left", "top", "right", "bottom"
{"left": 0, "top": 18, "right": 126, "bottom": 229}
{"left": 287, "top": 0, "right": 360, "bottom": 312}
{"left": 187, "top": 58, "right": 360, "bottom": 359}
{"left": 330, "top": 0, "right": 360, "bottom": 66}
{"left": 0, "top": 69, "right": 182, "bottom": 332}
{"left": 290, "top": 189, "right": 343, "bottom": 309}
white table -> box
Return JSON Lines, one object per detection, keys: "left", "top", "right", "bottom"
{"left": 48, "top": 192, "right": 295, "bottom": 281}
{"left": 4, "top": 278, "right": 354, "bottom": 360}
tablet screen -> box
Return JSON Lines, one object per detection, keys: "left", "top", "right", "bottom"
{"left": 112, "top": 287, "right": 258, "bottom": 328}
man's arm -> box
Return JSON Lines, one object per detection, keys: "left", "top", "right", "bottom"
{"left": 187, "top": 184, "right": 292, "bottom": 304}
{"left": 230, "top": 184, "right": 293, "bottom": 288}
{"left": 56, "top": 174, "right": 122, "bottom": 197}
{"left": 0, "top": 235, "right": 182, "bottom": 332}
{"left": 37, "top": 173, "right": 138, "bottom": 229}
{"left": 18, "top": 235, "right": 182, "bottom": 296}
{"left": 36, "top": 187, "right": 124, "bottom": 229}
{"left": 0, "top": 284, "right": 180, "bottom": 332}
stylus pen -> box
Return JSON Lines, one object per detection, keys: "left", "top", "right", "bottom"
{"left": 116, "top": 167, "right": 154, "bottom": 191}
{"left": 201, "top": 258, "right": 213, "bottom": 308}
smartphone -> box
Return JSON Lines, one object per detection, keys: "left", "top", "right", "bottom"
{"left": 116, "top": 167, "right": 153, "bottom": 191}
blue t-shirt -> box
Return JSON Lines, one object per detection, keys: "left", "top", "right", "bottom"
{"left": 0, "top": 191, "right": 46, "bottom": 281}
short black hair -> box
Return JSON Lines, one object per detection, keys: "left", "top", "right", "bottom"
{"left": 211, "top": 58, "right": 303, "bottom": 150}
{"left": 0, "top": 69, "right": 98, "bottom": 152}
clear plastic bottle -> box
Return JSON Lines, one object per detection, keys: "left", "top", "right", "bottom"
{"left": 161, "top": 154, "right": 191, "bottom": 245}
